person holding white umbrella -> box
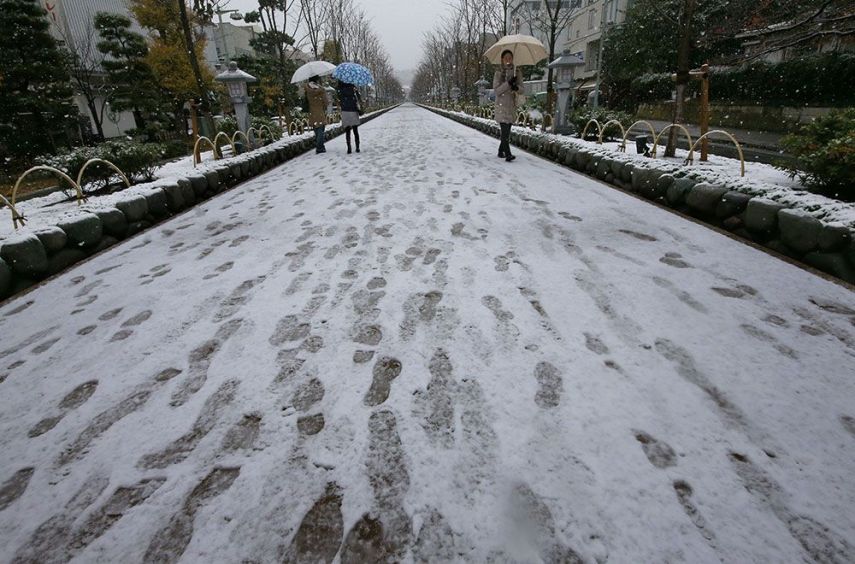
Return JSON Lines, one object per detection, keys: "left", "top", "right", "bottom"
{"left": 305, "top": 77, "right": 328, "bottom": 154}
{"left": 484, "top": 35, "right": 548, "bottom": 162}
{"left": 493, "top": 51, "right": 524, "bottom": 162}
{"left": 291, "top": 61, "right": 337, "bottom": 154}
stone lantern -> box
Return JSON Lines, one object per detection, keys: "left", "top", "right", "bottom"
{"left": 548, "top": 50, "right": 584, "bottom": 134}
{"left": 475, "top": 78, "right": 490, "bottom": 106}
{"left": 215, "top": 61, "right": 257, "bottom": 132}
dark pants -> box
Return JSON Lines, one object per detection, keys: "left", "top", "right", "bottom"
{"left": 345, "top": 126, "right": 360, "bottom": 150}
{"left": 499, "top": 123, "right": 512, "bottom": 156}
{"left": 314, "top": 126, "right": 326, "bottom": 152}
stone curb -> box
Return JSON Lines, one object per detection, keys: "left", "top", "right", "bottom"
{"left": 420, "top": 105, "right": 855, "bottom": 285}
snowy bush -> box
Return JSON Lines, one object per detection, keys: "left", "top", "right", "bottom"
{"left": 568, "top": 108, "right": 633, "bottom": 140}
{"left": 216, "top": 116, "right": 239, "bottom": 136}
{"left": 779, "top": 108, "right": 855, "bottom": 202}
{"left": 251, "top": 116, "right": 283, "bottom": 140}
{"left": 36, "top": 140, "right": 165, "bottom": 194}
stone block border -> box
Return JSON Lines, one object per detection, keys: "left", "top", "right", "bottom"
{"left": 0, "top": 106, "right": 400, "bottom": 301}
{"left": 421, "top": 105, "right": 855, "bottom": 286}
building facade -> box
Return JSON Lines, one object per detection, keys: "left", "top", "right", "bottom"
{"left": 736, "top": 19, "right": 855, "bottom": 63}
{"left": 505, "top": 0, "right": 634, "bottom": 97}
{"left": 507, "top": 0, "right": 578, "bottom": 65}
{"left": 202, "top": 22, "right": 262, "bottom": 69}
{"left": 564, "top": 0, "right": 633, "bottom": 94}
{"left": 40, "top": 0, "right": 139, "bottom": 138}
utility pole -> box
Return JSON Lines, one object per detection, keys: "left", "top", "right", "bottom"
{"left": 214, "top": 8, "right": 242, "bottom": 64}
{"left": 592, "top": 0, "right": 609, "bottom": 110}
{"left": 699, "top": 63, "right": 709, "bottom": 161}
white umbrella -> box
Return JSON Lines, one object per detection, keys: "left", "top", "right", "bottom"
{"left": 290, "top": 61, "right": 336, "bottom": 84}
{"left": 484, "top": 34, "right": 548, "bottom": 66}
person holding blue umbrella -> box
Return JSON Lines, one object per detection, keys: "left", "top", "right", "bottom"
{"left": 337, "top": 80, "right": 362, "bottom": 154}
{"left": 333, "top": 63, "right": 373, "bottom": 154}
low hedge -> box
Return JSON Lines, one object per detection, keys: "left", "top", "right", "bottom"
{"left": 36, "top": 140, "right": 170, "bottom": 194}
{"left": 625, "top": 53, "right": 855, "bottom": 109}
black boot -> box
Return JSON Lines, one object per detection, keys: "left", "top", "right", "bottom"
{"left": 498, "top": 150, "right": 506, "bottom": 158}
{"left": 505, "top": 154, "right": 516, "bottom": 162}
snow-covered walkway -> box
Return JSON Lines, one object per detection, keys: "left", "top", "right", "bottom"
{"left": 1, "top": 104, "right": 854, "bottom": 563}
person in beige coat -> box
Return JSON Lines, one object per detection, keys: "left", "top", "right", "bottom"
{"left": 493, "top": 50, "right": 524, "bottom": 162}
{"left": 306, "top": 77, "right": 328, "bottom": 154}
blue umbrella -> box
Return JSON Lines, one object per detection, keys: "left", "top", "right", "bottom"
{"left": 332, "top": 62, "right": 374, "bottom": 86}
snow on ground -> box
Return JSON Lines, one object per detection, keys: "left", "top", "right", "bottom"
{"left": 0, "top": 104, "right": 854, "bottom": 563}
{"left": 442, "top": 109, "right": 855, "bottom": 228}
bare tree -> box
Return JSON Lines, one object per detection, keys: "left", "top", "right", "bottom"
{"left": 411, "top": 0, "right": 512, "bottom": 104}
{"left": 523, "top": 0, "right": 576, "bottom": 115}
{"left": 59, "top": 21, "right": 110, "bottom": 140}
{"left": 297, "top": 0, "right": 329, "bottom": 59}
{"left": 732, "top": 0, "right": 854, "bottom": 63}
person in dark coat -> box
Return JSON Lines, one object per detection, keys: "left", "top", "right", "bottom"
{"left": 337, "top": 80, "right": 362, "bottom": 154}
{"left": 493, "top": 50, "right": 523, "bottom": 162}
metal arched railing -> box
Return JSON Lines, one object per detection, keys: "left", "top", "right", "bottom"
{"left": 193, "top": 136, "right": 220, "bottom": 167}
{"left": 11, "top": 166, "right": 85, "bottom": 228}
{"left": 621, "top": 120, "right": 658, "bottom": 153}
{"left": 1, "top": 193, "right": 27, "bottom": 230}
{"left": 581, "top": 119, "right": 602, "bottom": 141}
{"left": 231, "top": 131, "right": 251, "bottom": 154}
{"left": 652, "top": 124, "right": 694, "bottom": 163}
{"left": 213, "top": 131, "right": 236, "bottom": 158}
{"left": 691, "top": 130, "right": 745, "bottom": 176}
{"left": 598, "top": 120, "right": 627, "bottom": 151}
{"left": 76, "top": 159, "right": 131, "bottom": 193}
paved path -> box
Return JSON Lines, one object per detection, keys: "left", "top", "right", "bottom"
{"left": 1, "top": 104, "right": 853, "bottom": 563}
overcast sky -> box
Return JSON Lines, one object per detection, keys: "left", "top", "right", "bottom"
{"left": 227, "top": 0, "right": 448, "bottom": 76}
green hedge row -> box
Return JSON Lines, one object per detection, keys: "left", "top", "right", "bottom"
{"left": 626, "top": 53, "right": 855, "bottom": 109}
{"left": 35, "top": 140, "right": 184, "bottom": 194}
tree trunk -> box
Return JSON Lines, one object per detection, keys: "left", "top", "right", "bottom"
{"left": 174, "top": 101, "right": 187, "bottom": 136}
{"left": 177, "top": 0, "right": 213, "bottom": 137}
{"left": 666, "top": 0, "right": 696, "bottom": 157}
{"left": 84, "top": 96, "right": 105, "bottom": 141}
{"left": 132, "top": 109, "right": 147, "bottom": 131}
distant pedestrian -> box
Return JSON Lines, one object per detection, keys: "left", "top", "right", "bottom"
{"left": 493, "top": 50, "right": 523, "bottom": 162}
{"left": 338, "top": 80, "right": 362, "bottom": 154}
{"left": 305, "top": 76, "right": 327, "bottom": 154}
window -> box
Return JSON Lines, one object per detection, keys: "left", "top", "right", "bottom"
{"left": 585, "top": 40, "right": 599, "bottom": 71}
{"left": 588, "top": 8, "right": 597, "bottom": 30}
{"left": 605, "top": 0, "right": 619, "bottom": 22}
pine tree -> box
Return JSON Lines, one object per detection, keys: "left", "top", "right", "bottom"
{"left": 94, "top": 12, "right": 165, "bottom": 133}
{"left": 0, "top": 0, "right": 76, "bottom": 166}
